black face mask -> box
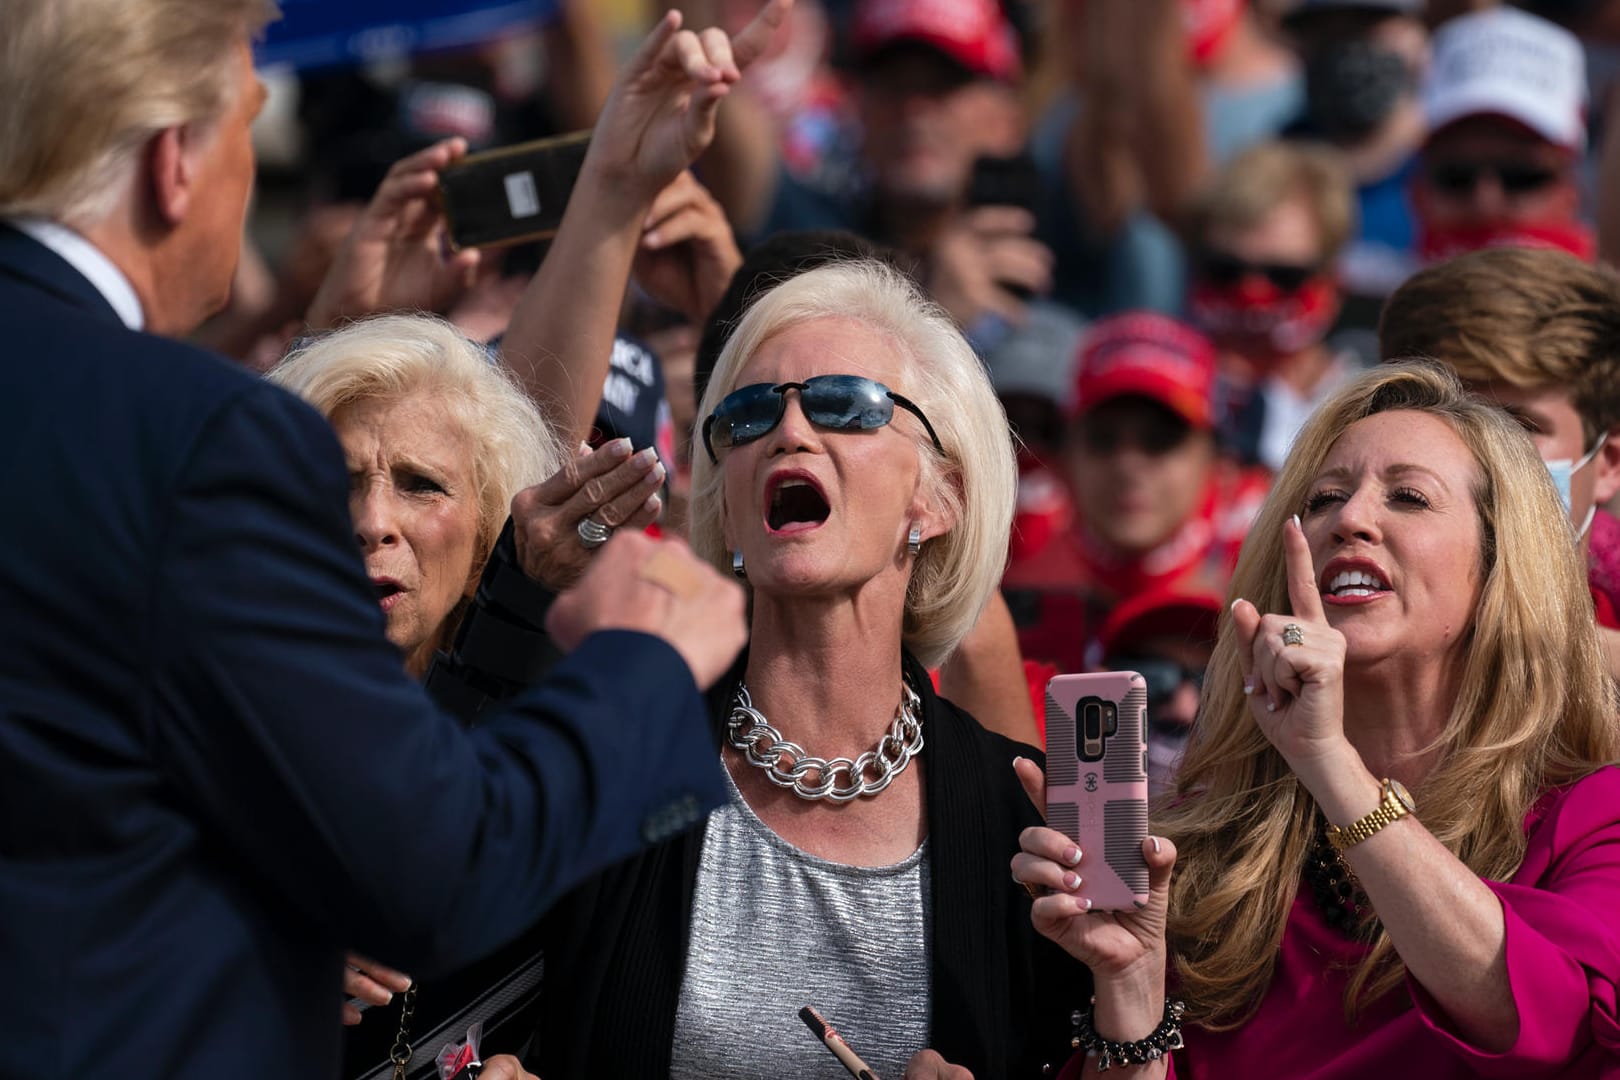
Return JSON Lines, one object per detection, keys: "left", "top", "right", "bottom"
{"left": 1304, "top": 41, "right": 1413, "bottom": 140}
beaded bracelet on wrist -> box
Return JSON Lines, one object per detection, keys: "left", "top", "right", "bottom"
{"left": 1072, "top": 996, "right": 1186, "bottom": 1072}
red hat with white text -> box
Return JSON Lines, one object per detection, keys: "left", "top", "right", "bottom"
{"left": 1068, "top": 312, "right": 1218, "bottom": 429}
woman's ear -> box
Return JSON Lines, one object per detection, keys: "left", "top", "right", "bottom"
{"left": 908, "top": 466, "right": 961, "bottom": 545}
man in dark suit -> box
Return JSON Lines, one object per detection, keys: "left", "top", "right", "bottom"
{"left": 0, "top": 1, "right": 748, "bottom": 1076}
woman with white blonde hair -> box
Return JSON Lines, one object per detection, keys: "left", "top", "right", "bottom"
{"left": 1014, "top": 360, "right": 1620, "bottom": 1077}
{"left": 522, "top": 259, "right": 1080, "bottom": 1079}
{"left": 268, "top": 313, "right": 564, "bottom": 676}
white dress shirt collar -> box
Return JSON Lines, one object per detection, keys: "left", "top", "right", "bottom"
{"left": 7, "top": 216, "right": 145, "bottom": 331}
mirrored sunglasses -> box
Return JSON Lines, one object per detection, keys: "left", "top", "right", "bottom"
{"left": 702, "top": 374, "right": 945, "bottom": 464}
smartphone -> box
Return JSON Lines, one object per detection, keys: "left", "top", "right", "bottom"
{"left": 966, "top": 152, "right": 1042, "bottom": 215}
{"left": 1044, "top": 671, "right": 1151, "bottom": 910}
{"left": 438, "top": 130, "right": 592, "bottom": 251}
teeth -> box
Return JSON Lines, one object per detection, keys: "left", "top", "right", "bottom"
{"left": 1325, "top": 569, "right": 1388, "bottom": 595}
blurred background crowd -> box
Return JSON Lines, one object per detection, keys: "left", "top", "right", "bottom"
{"left": 221, "top": 0, "right": 1620, "bottom": 770}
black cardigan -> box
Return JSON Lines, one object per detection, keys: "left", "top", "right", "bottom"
{"left": 522, "top": 650, "right": 1089, "bottom": 1077}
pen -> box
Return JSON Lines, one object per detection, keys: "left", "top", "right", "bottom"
{"left": 798, "top": 1004, "right": 880, "bottom": 1080}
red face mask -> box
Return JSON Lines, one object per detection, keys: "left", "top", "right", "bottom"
{"left": 1189, "top": 276, "right": 1339, "bottom": 366}
{"left": 1416, "top": 219, "right": 1597, "bottom": 264}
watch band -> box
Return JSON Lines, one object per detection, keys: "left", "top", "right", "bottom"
{"left": 1326, "top": 779, "right": 1414, "bottom": 852}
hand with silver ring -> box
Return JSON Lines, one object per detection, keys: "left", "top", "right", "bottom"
{"left": 510, "top": 437, "right": 666, "bottom": 589}
{"left": 1230, "top": 514, "right": 1350, "bottom": 773}
{"left": 576, "top": 516, "right": 613, "bottom": 549}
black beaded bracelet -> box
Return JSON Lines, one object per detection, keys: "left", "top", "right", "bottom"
{"left": 1071, "top": 996, "right": 1186, "bottom": 1072}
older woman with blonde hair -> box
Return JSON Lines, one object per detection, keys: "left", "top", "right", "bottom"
{"left": 268, "top": 314, "right": 565, "bottom": 677}
{"left": 522, "top": 259, "right": 1079, "bottom": 1079}
{"left": 1015, "top": 360, "right": 1620, "bottom": 1077}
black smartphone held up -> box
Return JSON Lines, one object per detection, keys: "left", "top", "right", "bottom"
{"left": 438, "top": 130, "right": 592, "bottom": 250}
{"left": 966, "top": 151, "right": 1042, "bottom": 216}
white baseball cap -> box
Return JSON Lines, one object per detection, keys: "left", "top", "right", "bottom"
{"left": 1423, "top": 7, "right": 1587, "bottom": 152}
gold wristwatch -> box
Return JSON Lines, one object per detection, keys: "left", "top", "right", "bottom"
{"left": 1326, "top": 778, "right": 1415, "bottom": 852}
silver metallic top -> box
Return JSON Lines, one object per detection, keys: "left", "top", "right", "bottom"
{"left": 669, "top": 762, "right": 933, "bottom": 1080}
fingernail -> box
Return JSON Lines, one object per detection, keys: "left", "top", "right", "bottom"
{"left": 1081, "top": 897, "right": 1093, "bottom": 912}
{"left": 1266, "top": 700, "right": 1278, "bottom": 713}
{"left": 577, "top": 440, "right": 591, "bottom": 457}
{"left": 644, "top": 230, "right": 662, "bottom": 248}
{"left": 381, "top": 991, "right": 393, "bottom": 1005}
{"left": 649, "top": 462, "right": 667, "bottom": 484}
{"left": 609, "top": 437, "right": 633, "bottom": 458}
{"left": 1063, "top": 872, "right": 1081, "bottom": 891}
{"left": 643, "top": 494, "right": 661, "bottom": 514}
{"left": 635, "top": 446, "right": 659, "bottom": 464}
{"left": 1242, "top": 678, "right": 1254, "bottom": 695}
{"left": 1231, "top": 597, "right": 1244, "bottom": 612}
{"left": 1291, "top": 513, "right": 1302, "bottom": 531}
{"left": 1151, "top": 836, "right": 1162, "bottom": 854}
{"left": 1064, "top": 845, "right": 1082, "bottom": 866}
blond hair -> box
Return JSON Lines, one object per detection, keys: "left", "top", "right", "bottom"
{"left": 688, "top": 260, "right": 1018, "bottom": 669}
{"left": 0, "top": 0, "right": 279, "bottom": 226}
{"left": 267, "top": 315, "right": 565, "bottom": 571}
{"left": 1379, "top": 247, "right": 1620, "bottom": 445}
{"left": 1160, "top": 360, "right": 1618, "bottom": 1027}
{"left": 1187, "top": 140, "right": 1356, "bottom": 261}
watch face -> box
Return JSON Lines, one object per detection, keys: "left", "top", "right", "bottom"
{"left": 1388, "top": 779, "right": 1415, "bottom": 812}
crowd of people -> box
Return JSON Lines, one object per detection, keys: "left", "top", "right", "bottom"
{"left": 3, "top": 0, "right": 1620, "bottom": 1077}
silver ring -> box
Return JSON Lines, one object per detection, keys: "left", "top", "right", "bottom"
{"left": 576, "top": 516, "right": 613, "bottom": 549}
{"left": 1282, "top": 623, "right": 1305, "bottom": 647}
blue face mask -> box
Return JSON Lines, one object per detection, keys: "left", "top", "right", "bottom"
{"left": 1545, "top": 439, "right": 1604, "bottom": 539}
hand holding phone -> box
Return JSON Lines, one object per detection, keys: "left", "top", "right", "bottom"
{"left": 1044, "top": 671, "right": 1151, "bottom": 910}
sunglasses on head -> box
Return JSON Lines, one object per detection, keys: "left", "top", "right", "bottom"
{"left": 702, "top": 374, "right": 945, "bottom": 464}
{"left": 1107, "top": 656, "right": 1206, "bottom": 709}
{"left": 1197, "top": 251, "right": 1323, "bottom": 293}
{"left": 1425, "top": 159, "right": 1561, "bottom": 197}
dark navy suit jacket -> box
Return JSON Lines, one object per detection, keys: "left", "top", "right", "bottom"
{"left": 0, "top": 225, "right": 723, "bottom": 1078}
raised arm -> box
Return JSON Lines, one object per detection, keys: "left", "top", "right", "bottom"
{"left": 1232, "top": 517, "right": 1518, "bottom": 1050}
{"left": 499, "top": 1, "right": 786, "bottom": 445}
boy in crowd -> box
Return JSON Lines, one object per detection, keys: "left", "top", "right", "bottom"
{"left": 1003, "top": 312, "right": 1267, "bottom": 674}
{"left": 1379, "top": 247, "right": 1620, "bottom": 657}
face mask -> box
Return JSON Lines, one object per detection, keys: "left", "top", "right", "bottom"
{"left": 1189, "top": 276, "right": 1338, "bottom": 362}
{"left": 1416, "top": 219, "right": 1596, "bottom": 265}
{"left": 1304, "top": 41, "right": 1412, "bottom": 140}
{"left": 1546, "top": 439, "right": 1604, "bottom": 540}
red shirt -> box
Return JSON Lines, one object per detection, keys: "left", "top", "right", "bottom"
{"left": 1002, "top": 462, "right": 1267, "bottom": 675}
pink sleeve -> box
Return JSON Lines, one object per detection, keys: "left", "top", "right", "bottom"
{"left": 1406, "top": 768, "right": 1620, "bottom": 1076}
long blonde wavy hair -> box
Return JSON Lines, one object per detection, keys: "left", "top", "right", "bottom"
{"left": 1159, "top": 360, "right": 1618, "bottom": 1027}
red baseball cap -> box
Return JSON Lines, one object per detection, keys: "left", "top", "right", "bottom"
{"left": 850, "top": 0, "right": 1022, "bottom": 83}
{"left": 1068, "top": 311, "right": 1217, "bottom": 430}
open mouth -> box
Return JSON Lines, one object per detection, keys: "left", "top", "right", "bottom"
{"left": 1322, "top": 568, "right": 1390, "bottom": 599}
{"left": 372, "top": 578, "right": 405, "bottom": 611}
{"left": 766, "top": 476, "right": 831, "bottom": 533}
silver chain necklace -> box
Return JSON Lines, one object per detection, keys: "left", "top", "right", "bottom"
{"left": 725, "top": 676, "right": 925, "bottom": 802}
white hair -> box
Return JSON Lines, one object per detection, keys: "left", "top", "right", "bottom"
{"left": 267, "top": 314, "right": 565, "bottom": 561}
{"left": 688, "top": 260, "right": 1018, "bottom": 668}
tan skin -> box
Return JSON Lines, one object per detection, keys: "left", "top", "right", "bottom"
{"left": 1414, "top": 118, "right": 1580, "bottom": 230}
{"left": 719, "top": 317, "right": 952, "bottom": 867}
{"left": 331, "top": 394, "right": 483, "bottom": 679}
{"left": 84, "top": 40, "right": 268, "bottom": 337}
{"left": 1064, "top": 399, "right": 1216, "bottom": 557}
{"left": 1202, "top": 195, "right": 1341, "bottom": 395}
{"left": 1015, "top": 411, "right": 1523, "bottom": 1076}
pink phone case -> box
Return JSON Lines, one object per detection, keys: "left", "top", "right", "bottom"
{"left": 1045, "top": 671, "right": 1151, "bottom": 910}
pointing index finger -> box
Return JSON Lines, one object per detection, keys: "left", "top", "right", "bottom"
{"left": 1284, "top": 513, "right": 1326, "bottom": 622}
